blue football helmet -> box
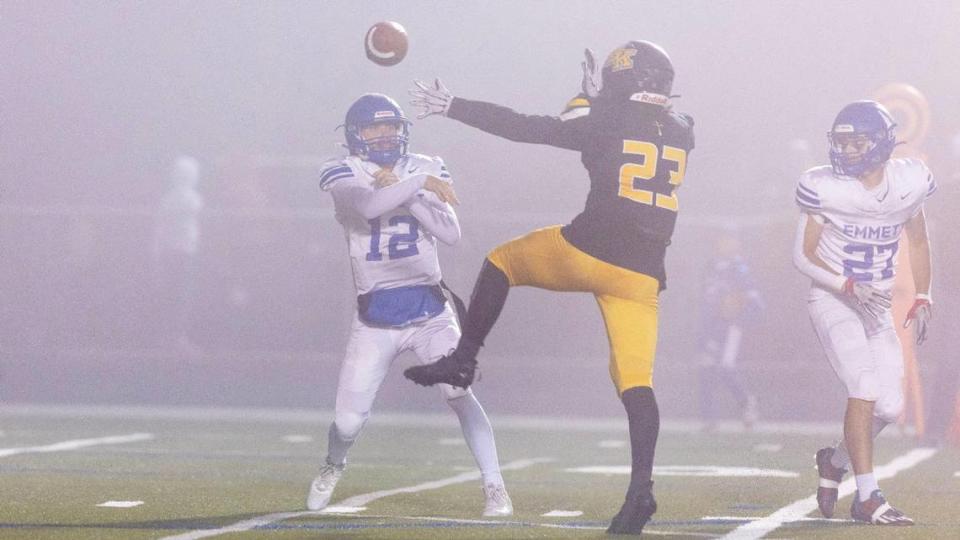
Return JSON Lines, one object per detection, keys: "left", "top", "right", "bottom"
{"left": 828, "top": 100, "right": 897, "bottom": 177}
{"left": 599, "top": 40, "right": 674, "bottom": 106}
{"left": 344, "top": 93, "right": 411, "bottom": 166}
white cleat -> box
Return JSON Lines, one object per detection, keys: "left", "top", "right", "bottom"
{"left": 482, "top": 483, "right": 513, "bottom": 517}
{"left": 306, "top": 462, "right": 344, "bottom": 511}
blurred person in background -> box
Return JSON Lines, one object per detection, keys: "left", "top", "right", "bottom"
{"left": 793, "top": 101, "right": 934, "bottom": 526}
{"left": 404, "top": 41, "right": 695, "bottom": 535}
{"left": 306, "top": 94, "right": 512, "bottom": 517}
{"left": 152, "top": 155, "right": 204, "bottom": 354}
{"left": 696, "top": 229, "right": 762, "bottom": 431}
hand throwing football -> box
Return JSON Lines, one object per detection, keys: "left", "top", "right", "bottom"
{"left": 364, "top": 21, "right": 408, "bottom": 66}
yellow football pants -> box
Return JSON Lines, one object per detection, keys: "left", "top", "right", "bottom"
{"left": 487, "top": 225, "right": 660, "bottom": 395}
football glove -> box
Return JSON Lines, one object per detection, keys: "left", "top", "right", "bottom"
{"left": 409, "top": 78, "right": 453, "bottom": 119}
{"left": 841, "top": 277, "right": 892, "bottom": 319}
{"left": 581, "top": 48, "right": 602, "bottom": 98}
{"left": 903, "top": 295, "right": 932, "bottom": 345}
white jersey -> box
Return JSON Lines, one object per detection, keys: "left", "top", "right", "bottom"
{"left": 795, "top": 158, "right": 936, "bottom": 290}
{"left": 320, "top": 153, "right": 453, "bottom": 295}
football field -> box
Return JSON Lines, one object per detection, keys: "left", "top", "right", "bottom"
{"left": 2, "top": 405, "right": 958, "bottom": 539}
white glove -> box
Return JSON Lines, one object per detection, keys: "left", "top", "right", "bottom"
{"left": 903, "top": 296, "right": 932, "bottom": 345}
{"left": 409, "top": 78, "right": 453, "bottom": 119}
{"left": 581, "top": 48, "right": 602, "bottom": 98}
{"left": 841, "top": 277, "right": 892, "bottom": 319}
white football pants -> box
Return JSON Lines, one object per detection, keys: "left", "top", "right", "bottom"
{"left": 806, "top": 285, "right": 904, "bottom": 423}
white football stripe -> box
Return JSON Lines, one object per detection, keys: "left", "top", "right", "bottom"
{"left": 97, "top": 500, "right": 144, "bottom": 508}
{"left": 542, "top": 510, "right": 583, "bottom": 517}
{"left": 0, "top": 433, "right": 154, "bottom": 458}
{"left": 566, "top": 465, "right": 798, "bottom": 478}
{"left": 720, "top": 447, "right": 937, "bottom": 540}
{"left": 159, "top": 457, "right": 552, "bottom": 540}
{"left": 365, "top": 26, "right": 396, "bottom": 60}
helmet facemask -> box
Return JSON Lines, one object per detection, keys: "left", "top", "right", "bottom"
{"left": 347, "top": 119, "right": 410, "bottom": 166}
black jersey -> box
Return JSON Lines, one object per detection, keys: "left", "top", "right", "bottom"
{"left": 447, "top": 97, "right": 695, "bottom": 287}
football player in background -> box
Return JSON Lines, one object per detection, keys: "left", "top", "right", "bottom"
{"left": 306, "top": 94, "right": 512, "bottom": 517}
{"left": 793, "top": 100, "right": 934, "bottom": 526}
{"left": 405, "top": 41, "right": 695, "bottom": 535}
{"left": 696, "top": 229, "right": 762, "bottom": 431}
{"left": 153, "top": 155, "right": 204, "bottom": 354}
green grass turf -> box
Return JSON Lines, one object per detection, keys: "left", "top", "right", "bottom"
{"left": 1, "top": 408, "right": 958, "bottom": 539}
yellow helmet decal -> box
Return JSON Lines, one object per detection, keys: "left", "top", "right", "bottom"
{"left": 605, "top": 47, "right": 637, "bottom": 73}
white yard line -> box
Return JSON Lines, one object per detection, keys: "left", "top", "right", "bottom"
{"left": 0, "top": 403, "right": 854, "bottom": 435}
{"left": 720, "top": 447, "right": 938, "bottom": 540}
{"left": 0, "top": 433, "right": 154, "bottom": 458}
{"left": 158, "top": 457, "right": 552, "bottom": 540}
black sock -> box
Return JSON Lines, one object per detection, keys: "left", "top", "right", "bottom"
{"left": 458, "top": 258, "right": 510, "bottom": 358}
{"left": 622, "top": 386, "right": 659, "bottom": 498}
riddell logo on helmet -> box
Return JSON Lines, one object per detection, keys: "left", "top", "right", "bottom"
{"left": 374, "top": 111, "right": 397, "bottom": 119}
{"left": 834, "top": 124, "right": 855, "bottom": 133}
{"left": 630, "top": 92, "right": 669, "bottom": 106}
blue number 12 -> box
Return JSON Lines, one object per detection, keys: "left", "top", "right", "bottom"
{"left": 366, "top": 216, "right": 420, "bottom": 261}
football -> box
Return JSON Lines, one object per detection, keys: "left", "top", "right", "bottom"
{"left": 364, "top": 21, "right": 408, "bottom": 67}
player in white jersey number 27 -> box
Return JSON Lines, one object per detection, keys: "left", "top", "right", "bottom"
{"left": 793, "top": 100, "right": 935, "bottom": 526}
{"left": 307, "top": 93, "right": 512, "bottom": 517}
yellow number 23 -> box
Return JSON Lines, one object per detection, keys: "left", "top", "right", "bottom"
{"left": 617, "top": 140, "right": 686, "bottom": 211}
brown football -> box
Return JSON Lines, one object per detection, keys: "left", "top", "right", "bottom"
{"left": 364, "top": 21, "right": 408, "bottom": 67}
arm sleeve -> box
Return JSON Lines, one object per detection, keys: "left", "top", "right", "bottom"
{"left": 330, "top": 174, "right": 429, "bottom": 220}
{"left": 406, "top": 192, "right": 461, "bottom": 245}
{"left": 792, "top": 213, "right": 847, "bottom": 292}
{"left": 447, "top": 97, "right": 586, "bottom": 151}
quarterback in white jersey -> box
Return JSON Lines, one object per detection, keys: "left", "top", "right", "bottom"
{"left": 793, "top": 101, "right": 933, "bottom": 526}
{"left": 306, "top": 94, "right": 512, "bottom": 517}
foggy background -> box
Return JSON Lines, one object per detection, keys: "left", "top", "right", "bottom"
{"left": 2, "top": 1, "right": 958, "bottom": 427}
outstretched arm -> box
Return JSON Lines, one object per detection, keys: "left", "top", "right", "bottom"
{"left": 409, "top": 78, "right": 585, "bottom": 150}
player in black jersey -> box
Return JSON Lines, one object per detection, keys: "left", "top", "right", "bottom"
{"left": 405, "top": 41, "right": 694, "bottom": 535}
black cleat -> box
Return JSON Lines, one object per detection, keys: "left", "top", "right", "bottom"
{"left": 403, "top": 350, "right": 477, "bottom": 389}
{"left": 815, "top": 447, "right": 847, "bottom": 518}
{"left": 850, "top": 490, "right": 914, "bottom": 525}
{"left": 607, "top": 489, "right": 656, "bottom": 535}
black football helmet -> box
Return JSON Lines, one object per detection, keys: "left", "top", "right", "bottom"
{"left": 599, "top": 41, "right": 674, "bottom": 106}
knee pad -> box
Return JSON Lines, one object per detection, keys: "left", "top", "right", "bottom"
{"left": 333, "top": 410, "right": 369, "bottom": 442}
{"left": 874, "top": 389, "right": 904, "bottom": 424}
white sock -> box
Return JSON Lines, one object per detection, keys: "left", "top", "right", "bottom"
{"left": 447, "top": 393, "right": 504, "bottom": 487}
{"left": 855, "top": 473, "right": 879, "bottom": 501}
